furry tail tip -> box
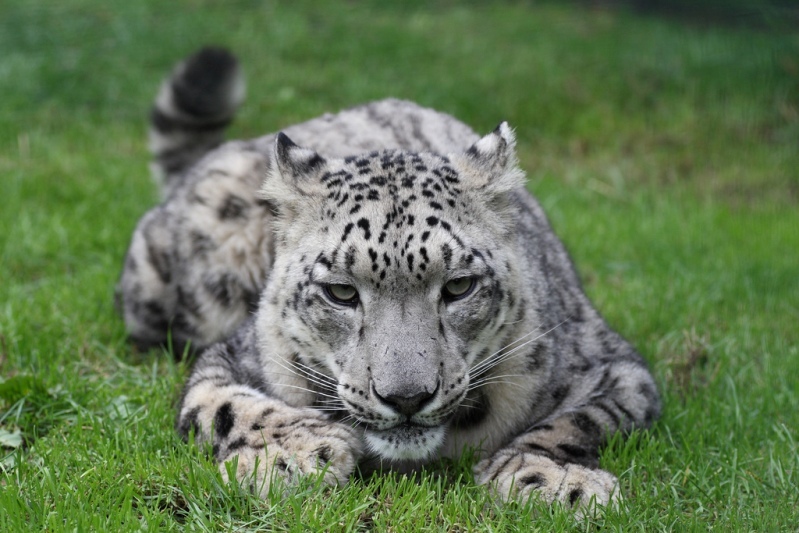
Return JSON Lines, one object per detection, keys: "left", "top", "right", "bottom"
{"left": 149, "top": 47, "right": 246, "bottom": 190}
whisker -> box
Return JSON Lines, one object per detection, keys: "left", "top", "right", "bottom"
{"left": 268, "top": 357, "right": 339, "bottom": 393}
{"left": 469, "top": 323, "right": 549, "bottom": 375}
{"left": 270, "top": 382, "right": 341, "bottom": 401}
{"left": 288, "top": 357, "right": 338, "bottom": 386}
{"left": 467, "top": 378, "right": 527, "bottom": 391}
{"left": 315, "top": 399, "right": 347, "bottom": 409}
{"left": 469, "top": 339, "right": 536, "bottom": 379}
{"left": 271, "top": 357, "right": 337, "bottom": 390}
{"left": 263, "top": 369, "right": 338, "bottom": 394}
{"left": 318, "top": 398, "right": 345, "bottom": 405}
{"left": 470, "top": 318, "right": 570, "bottom": 378}
{"left": 469, "top": 324, "right": 546, "bottom": 376}
{"left": 467, "top": 373, "right": 525, "bottom": 390}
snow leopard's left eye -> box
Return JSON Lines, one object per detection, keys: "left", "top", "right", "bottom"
{"left": 442, "top": 277, "right": 476, "bottom": 302}
{"left": 324, "top": 284, "right": 359, "bottom": 306}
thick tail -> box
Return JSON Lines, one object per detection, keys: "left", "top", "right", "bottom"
{"left": 149, "top": 47, "right": 245, "bottom": 195}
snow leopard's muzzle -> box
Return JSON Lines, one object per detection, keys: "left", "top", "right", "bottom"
{"left": 336, "top": 339, "right": 469, "bottom": 461}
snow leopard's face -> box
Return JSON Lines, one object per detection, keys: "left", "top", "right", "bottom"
{"left": 258, "top": 127, "right": 525, "bottom": 461}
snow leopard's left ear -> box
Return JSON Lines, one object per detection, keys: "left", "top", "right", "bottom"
{"left": 260, "top": 132, "right": 329, "bottom": 203}
{"left": 453, "top": 122, "right": 526, "bottom": 194}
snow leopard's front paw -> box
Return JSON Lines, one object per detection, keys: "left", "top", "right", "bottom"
{"left": 475, "top": 450, "right": 622, "bottom": 513}
{"left": 217, "top": 407, "right": 362, "bottom": 497}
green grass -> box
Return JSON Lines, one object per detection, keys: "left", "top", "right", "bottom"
{"left": 1, "top": 0, "right": 798, "bottom": 530}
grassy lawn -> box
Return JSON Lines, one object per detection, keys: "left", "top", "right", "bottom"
{"left": 1, "top": 0, "right": 797, "bottom": 530}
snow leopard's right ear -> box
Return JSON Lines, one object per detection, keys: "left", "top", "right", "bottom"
{"left": 259, "top": 132, "right": 329, "bottom": 203}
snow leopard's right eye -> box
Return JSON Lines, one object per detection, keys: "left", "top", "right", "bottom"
{"left": 324, "top": 284, "right": 359, "bottom": 306}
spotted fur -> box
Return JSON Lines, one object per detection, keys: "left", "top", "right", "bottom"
{"left": 118, "top": 49, "right": 660, "bottom": 511}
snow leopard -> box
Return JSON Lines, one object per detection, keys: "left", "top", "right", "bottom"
{"left": 116, "top": 47, "right": 661, "bottom": 511}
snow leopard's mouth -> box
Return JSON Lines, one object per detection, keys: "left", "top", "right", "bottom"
{"left": 363, "top": 423, "right": 446, "bottom": 461}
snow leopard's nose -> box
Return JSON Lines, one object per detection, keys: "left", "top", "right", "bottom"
{"left": 373, "top": 383, "right": 438, "bottom": 418}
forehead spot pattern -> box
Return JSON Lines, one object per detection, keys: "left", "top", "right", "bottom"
{"left": 311, "top": 150, "right": 485, "bottom": 286}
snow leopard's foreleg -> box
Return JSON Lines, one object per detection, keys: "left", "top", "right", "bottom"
{"left": 175, "top": 322, "right": 362, "bottom": 496}
{"left": 476, "top": 355, "right": 660, "bottom": 511}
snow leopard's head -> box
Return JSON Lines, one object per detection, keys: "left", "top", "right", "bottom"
{"left": 257, "top": 125, "right": 526, "bottom": 462}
